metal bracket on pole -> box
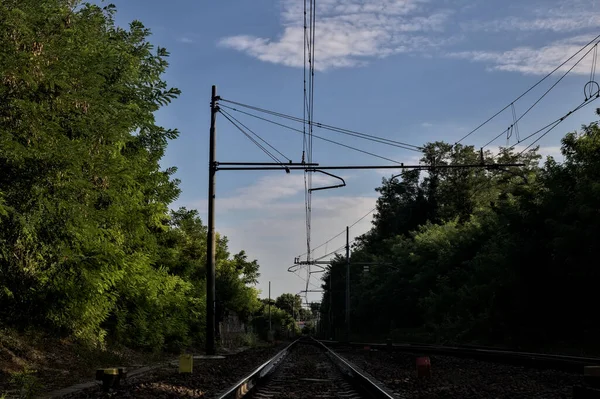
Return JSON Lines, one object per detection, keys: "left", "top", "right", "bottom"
{"left": 216, "top": 163, "right": 525, "bottom": 171}
{"left": 306, "top": 169, "right": 346, "bottom": 193}
{"left": 216, "top": 162, "right": 318, "bottom": 174}
{"left": 288, "top": 263, "right": 327, "bottom": 274}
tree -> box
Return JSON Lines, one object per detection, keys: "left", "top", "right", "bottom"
{"left": 0, "top": 0, "right": 264, "bottom": 351}
{"left": 320, "top": 137, "right": 583, "bottom": 346}
{"left": 215, "top": 238, "right": 261, "bottom": 329}
{"left": 0, "top": 0, "right": 182, "bottom": 342}
{"left": 297, "top": 307, "right": 313, "bottom": 321}
{"left": 251, "top": 304, "right": 297, "bottom": 340}
{"left": 275, "top": 293, "right": 303, "bottom": 319}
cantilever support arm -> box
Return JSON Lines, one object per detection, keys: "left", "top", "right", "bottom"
{"left": 307, "top": 169, "right": 346, "bottom": 193}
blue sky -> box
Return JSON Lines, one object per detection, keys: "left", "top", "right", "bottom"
{"left": 102, "top": 0, "right": 600, "bottom": 303}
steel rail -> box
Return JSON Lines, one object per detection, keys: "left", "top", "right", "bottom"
{"left": 313, "top": 338, "right": 396, "bottom": 399}
{"left": 216, "top": 337, "right": 397, "bottom": 399}
{"left": 216, "top": 339, "right": 299, "bottom": 399}
{"left": 319, "top": 339, "right": 600, "bottom": 373}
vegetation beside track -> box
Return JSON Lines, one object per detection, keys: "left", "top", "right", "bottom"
{"left": 320, "top": 114, "right": 600, "bottom": 353}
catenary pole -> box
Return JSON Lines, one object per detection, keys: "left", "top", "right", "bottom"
{"left": 206, "top": 85, "right": 218, "bottom": 355}
{"left": 345, "top": 226, "right": 350, "bottom": 342}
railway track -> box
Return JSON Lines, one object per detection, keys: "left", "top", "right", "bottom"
{"left": 57, "top": 337, "right": 600, "bottom": 398}
{"left": 322, "top": 339, "right": 600, "bottom": 398}
{"left": 217, "top": 338, "right": 393, "bottom": 399}
{"left": 320, "top": 339, "right": 600, "bottom": 372}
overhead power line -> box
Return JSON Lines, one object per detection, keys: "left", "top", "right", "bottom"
{"left": 296, "top": 206, "right": 377, "bottom": 259}
{"left": 514, "top": 95, "right": 600, "bottom": 154}
{"left": 291, "top": 268, "right": 322, "bottom": 290}
{"left": 456, "top": 32, "right": 600, "bottom": 145}
{"left": 219, "top": 104, "right": 406, "bottom": 164}
{"left": 482, "top": 40, "right": 600, "bottom": 149}
{"left": 218, "top": 110, "right": 284, "bottom": 166}
{"left": 219, "top": 108, "right": 291, "bottom": 162}
{"left": 314, "top": 241, "right": 355, "bottom": 261}
{"left": 303, "top": 0, "right": 318, "bottom": 297}
{"left": 219, "top": 99, "right": 422, "bottom": 152}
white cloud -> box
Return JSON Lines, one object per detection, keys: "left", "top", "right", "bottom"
{"left": 178, "top": 37, "right": 194, "bottom": 44}
{"left": 194, "top": 173, "right": 338, "bottom": 212}
{"left": 463, "top": 1, "right": 600, "bottom": 33}
{"left": 448, "top": 35, "right": 599, "bottom": 75}
{"left": 186, "top": 173, "right": 377, "bottom": 300}
{"left": 470, "top": 16, "right": 600, "bottom": 33}
{"left": 421, "top": 122, "right": 434, "bottom": 128}
{"left": 536, "top": 145, "right": 563, "bottom": 160}
{"left": 220, "top": 194, "right": 377, "bottom": 300}
{"left": 219, "top": 0, "right": 454, "bottom": 70}
{"left": 218, "top": 0, "right": 600, "bottom": 73}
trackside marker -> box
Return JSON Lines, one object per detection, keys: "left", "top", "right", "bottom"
{"left": 416, "top": 356, "right": 431, "bottom": 378}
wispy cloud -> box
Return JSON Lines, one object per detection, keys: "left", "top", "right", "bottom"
{"left": 219, "top": 0, "right": 600, "bottom": 74}
{"left": 193, "top": 173, "right": 352, "bottom": 212}
{"left": 178, "top": 37, "right": 195, "bottom": 44}
{"left": 219, "top": 193, "right": 377, "bottom": 298}
{"left": 186, "top": 173, "right": 377, "bottom": 298}
{"left": 464, "top": 16, "right": 600, "bottom": 33}
{"left": 463, "top": 1, "right": 600, "bottom": 33}
{"left": 219, "top": 0, "right": 454, "bottom": 70}
{"left": 421, "top": 122, "right": 434, "bottom": 128}
{"left": 448, "top": 35, "right": 598, "bottom": 75}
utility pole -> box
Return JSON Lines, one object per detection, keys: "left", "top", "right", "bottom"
{"left": 268, "top": 281, "right": 272, "bottom": 332}
{"left": 345, "top": 226, "right": 350, "bottom": 342}
{"left": 329, "top": 272, "right": 333, "bottom": 339}
{"left": 206, "top": 85, "right": 218, "bottom": 355}
{"left": 206, "top": 87, "right": 525, "bottom": 353}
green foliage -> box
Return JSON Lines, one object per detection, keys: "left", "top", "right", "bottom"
{"left": 275, "top": 293, "right": 303, "bottom": 318}
{"left": 9, "top": 368, "right": 43, "bottom": 399}
{"left": 302, "top": 321, "right": 315, "bottom": 335}
{"left": 214, "top": 238, "right": 262, "bottom": 339}
{"left": 321, "top": 116, "right": 600, "bottom": 349}
{"left": 240, "top": 332, "right": 259, "bottom": 347}
{"left": 252, "top": 303, "right": 299, "bottom": 340}
{"left": 0, "top": 0, "right": 182, "bottom": 343}
{"left": 0, "top": 0, "right": 263, "bottom": 352}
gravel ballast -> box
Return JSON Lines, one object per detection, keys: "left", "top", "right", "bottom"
{"left": 338, "top": 347, "right": 585, "bottom": 398}
{"left": 66, "top": 344, "right": 286, "bottom": 399}
{"left": 248, "top": 342, "right": 361, "bottom": 399}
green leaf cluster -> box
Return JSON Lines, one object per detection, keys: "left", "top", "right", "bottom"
{"left": 0, "top": 0, "right": 262, "bottom": 351}
{"left": 321, "top": 114, "right": 600, "bottom": 349}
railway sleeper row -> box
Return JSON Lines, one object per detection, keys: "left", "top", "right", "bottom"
{"left": 218, "top": 338, "right": 393, "bottom": 399}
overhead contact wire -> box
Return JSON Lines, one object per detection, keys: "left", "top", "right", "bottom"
{"left": 515, "top": 96, "right": 600, "bottom": 154}
{"left": 296, "top": 206, "right": 377, "bottom": 259}
{"left": 220, "top": 108, "right": 291, "bottom": 162}
{"left": 218, "top": 106, "right": 407, "bottom": 164}
{"left": 218, "top": 103, "right": 421, "bottom": 152}
{"left": 218, "top": 110, "right": 287, "bottom": 170}
{"left": 455, "top": 32, "right": 600, "bottom": 145}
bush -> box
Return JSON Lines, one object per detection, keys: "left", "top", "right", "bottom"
{"left": 10, "top": 368, "right": 43, "bottom": 399}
